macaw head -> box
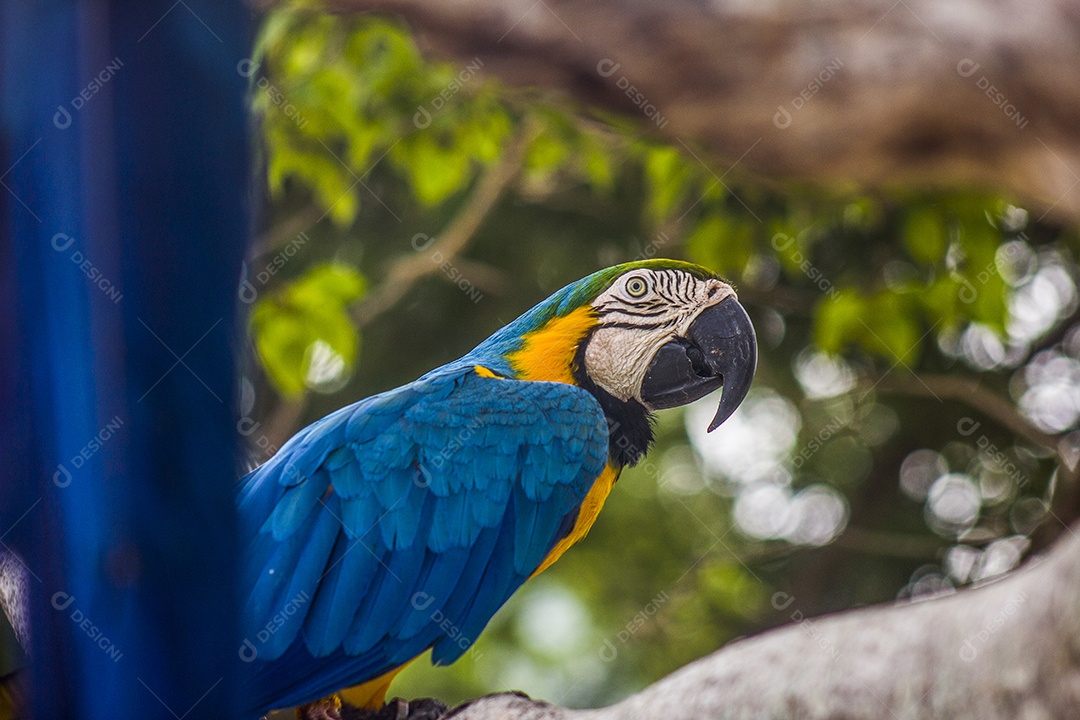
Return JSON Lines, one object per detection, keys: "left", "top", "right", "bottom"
{"left": 579, "top": 260, "right": 756, "bottom": 432}
{"left": 486, "top": 259, "right": 757, "bottom": 438}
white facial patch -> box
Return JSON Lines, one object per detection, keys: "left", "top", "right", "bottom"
{"left": 584, "top": 269, "right": 735, "bottom": 403}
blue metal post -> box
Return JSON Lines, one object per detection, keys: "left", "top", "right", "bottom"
{"left": 0, "top": 2, "right": 250, "bottom": 716}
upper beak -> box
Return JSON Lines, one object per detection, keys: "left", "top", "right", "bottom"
{"left": 639, "top": 297, "right": 757, "bottom": 431}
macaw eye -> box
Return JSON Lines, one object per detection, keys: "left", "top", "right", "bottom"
{"left": 625, "top": 275, "right": 648, "bottom": 297}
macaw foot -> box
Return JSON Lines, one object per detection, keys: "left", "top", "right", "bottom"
{"left": 339, "top": 697, "right": 449, "bottom": 720}
{"left": 297, "top": 694, "right": 344, "bottom": 720}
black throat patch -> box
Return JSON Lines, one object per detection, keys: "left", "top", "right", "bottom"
{"left": 572, "top": 337, "right": 655, "bottom": 468}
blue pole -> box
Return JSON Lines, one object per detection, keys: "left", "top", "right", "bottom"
{"left": 0, "top": 2, "right": 250, "bottom": 716}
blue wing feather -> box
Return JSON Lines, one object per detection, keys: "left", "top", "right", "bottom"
{"left": 262, "top": 493, "right": 341, "bottom": 659}
{"left": 331, "top": 454, "right": 367, "bottom": 498}
{"left": 344, "top": 543, "right": 427, "bottom": 655}
{"left": 433, "top": 520, "right": 522, "bottom": 665}
{"left": 302, "top": 533, "right": 379, "bottom": 657}
{"left": 394, "top": 546, "right": 471, "bottom": 640}
{"left": 423, "top": 523, "right": 501, "bottom": 665}
{"left": 340, "top": 496, "right": 379, "bottom": 540}
{"left": 263, "top": 471, "right": 330, "bottom": 540}
{"left": 243, "top": 514, "right": 312, "bottom": 639}
{"left": 240, "top": 362, "right": 608, "bottom": 715}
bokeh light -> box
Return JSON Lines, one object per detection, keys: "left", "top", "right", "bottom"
{"left": 925, "top": 473, "right": 981, "bottom": 536}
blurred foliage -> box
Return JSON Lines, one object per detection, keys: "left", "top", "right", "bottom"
{"left": 251, "top": 263, "right": 365, "bottom": 396}
{"left": 244, "top": 8, "right": 1080, "bottom": 710}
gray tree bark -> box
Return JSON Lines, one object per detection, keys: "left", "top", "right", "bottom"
{"left": 325, "top": 0, "right": 1080, "bottom": 224}
{"left": 439, "top": 526, "right": 1079, "bottom": 720}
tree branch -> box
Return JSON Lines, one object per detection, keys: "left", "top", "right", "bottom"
{"left": 439, "top": 525, "right": 1080, "bottom": 720}
{"left": 868, "top": 372, "right": 1060, "bottom": 453}
{"left": 320, "top": 0, "right": 1080, "bottom": 224}
{"left": 351, "top": 126, "right": 533, "bottom": 327}
{"left": 831, "top": 526, "right": 947, "bottom": 560}
{"left": 248, "top": 204, "right": 323, "bottom": 261}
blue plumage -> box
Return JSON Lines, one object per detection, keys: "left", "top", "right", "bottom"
{"left": 240, "top": 363, "right": 609, "bottom": 715}
{"left": 235, "top": 259, "right": 755, "bottom": 716}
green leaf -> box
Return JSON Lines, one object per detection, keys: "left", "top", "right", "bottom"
{"left": 701, "top": 563, "right": 765, "bottom": 619}
{"left": 865, "top": 293, "right": 921, "bottom": 365}
{"left": 643, "top": 145, "right": 692, "bottom": 225}
{"left": 815, "top": 289, "right": 867, "bottom": 354}
{"left": 955, "top": 210, "right": 1009, "bottom": 333}
{"left": 920, "top": 275, "right": 965, "bottom": 329}
{"left": 968, "top": 267, "right": 1009, "bottom": 333}
{"left": 397, "top": 133, "right": 473, "bottom": 206}
{"left": 815, "top": 290, "right": 923, "bottom": 364}
{"left": 902, "top": 208, "right": 949, "bottom": 265}
{"left": 580, "top": 133, "right": 615, "bottom": 191}
{"left": 525, "top": 131, "right": 571, "bottom": 176}
{"left": 686, "top": 211, "right": 755, "bottom": 277}
{"left": 251, "top": 263, "right": 366, "bottom": 397}
{"left": 458, "top": 107, "right": 511, "bottom": 166}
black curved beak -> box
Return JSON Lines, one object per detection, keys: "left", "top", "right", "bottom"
{"left": 639, "top": 297, "right": 757, "bottom": 431}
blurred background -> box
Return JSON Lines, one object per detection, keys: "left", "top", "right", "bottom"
{"left": 236, "top": 9, "right": 1079, "bottom": 709}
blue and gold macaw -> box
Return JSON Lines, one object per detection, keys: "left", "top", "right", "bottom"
{"left": 238, "top": 259, "right": 756, "bottom": 718}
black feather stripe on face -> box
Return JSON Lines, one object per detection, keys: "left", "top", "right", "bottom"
{"left": 598, "top": 321, "right": 674, "bottom": 332}
{"left": 594, "top": 270, "right": 699, "bottom": 323}
{"left": 571, "top": 330, "right": 655, "bottom": 468}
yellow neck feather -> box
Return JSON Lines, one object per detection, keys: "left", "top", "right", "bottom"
{"left": 506, "top": 306, "right": 598, "bottom": 384}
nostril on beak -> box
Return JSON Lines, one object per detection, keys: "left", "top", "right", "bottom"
{"left": 684, "top": 343, "right": 712, "bottom": 378}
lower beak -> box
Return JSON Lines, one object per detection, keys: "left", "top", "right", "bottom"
{"left": 639, "top": 297, "right": 757, "bottom": 431}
